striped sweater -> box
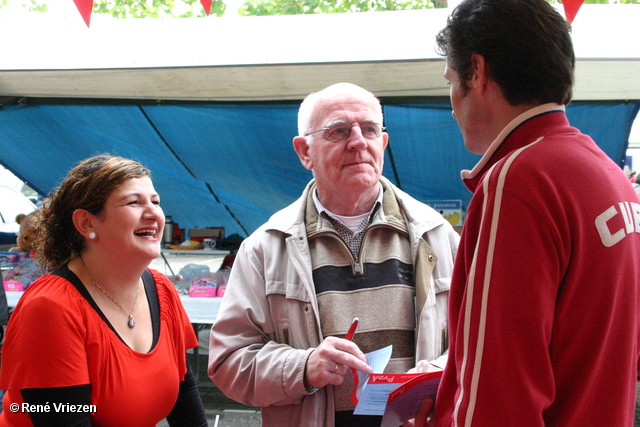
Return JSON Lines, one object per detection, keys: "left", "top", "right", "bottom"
{"left": 305, "top": 180, "right": 417, "bottom": 411}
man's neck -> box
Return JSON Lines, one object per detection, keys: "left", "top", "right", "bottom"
{"left": 316, "top": 185, "right": 380, "bottom": 217}
{"left": 495, "top": 102, "right": 539, "bottom": 133}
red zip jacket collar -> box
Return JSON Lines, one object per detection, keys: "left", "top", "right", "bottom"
{"left": 462, "top": 104, "right": 567, "bottom": 193}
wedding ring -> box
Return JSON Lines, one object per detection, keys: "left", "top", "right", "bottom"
{"left": 333, "top": 363, "right": 339, "bottom": 373}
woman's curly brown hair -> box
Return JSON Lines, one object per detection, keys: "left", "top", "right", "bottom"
{"left": 34, "top": 154, "right": 150, "bottom": 272}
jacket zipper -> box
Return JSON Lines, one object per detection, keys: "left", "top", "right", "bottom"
{"left": 355, "top": 222, "right": 408, "bottom": 275}
{"left": 311, "top": 222, "right": 408, "bottom": 275}
{"left": 312, "top": 229, "right": 358, "bottom": 273}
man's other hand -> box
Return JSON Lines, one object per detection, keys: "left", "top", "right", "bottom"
{"left": 304, "top": 336, "right": 372, "bottom": 389}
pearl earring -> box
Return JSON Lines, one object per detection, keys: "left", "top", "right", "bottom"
{"left": 88, "top": 232, "right": 96, "bottom": 240}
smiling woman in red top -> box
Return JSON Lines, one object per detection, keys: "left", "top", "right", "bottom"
{"left": 0, "top": 154, "right": 207, "bottom": 427}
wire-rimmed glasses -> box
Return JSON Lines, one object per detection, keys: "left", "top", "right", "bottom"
{"left": 305, "top": 122, "right": 385, "bottom": 141}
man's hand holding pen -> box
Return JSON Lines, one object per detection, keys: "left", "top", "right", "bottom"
{"left": 304, "top": 318, "right": 372, "bottom": 390}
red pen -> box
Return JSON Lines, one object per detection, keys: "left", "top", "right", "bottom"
{"left": 345, "top": 317, "right": 359, "bottom": 341}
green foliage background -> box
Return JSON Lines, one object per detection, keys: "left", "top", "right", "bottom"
{"left": 0, "top": 0, "right": 638, "bottom": 18}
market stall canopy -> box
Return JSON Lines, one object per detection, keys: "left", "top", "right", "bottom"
{"left": 1, "top": 5, "right": 639, "bottom": 101}
{"left": 0, "top": 5, "right": 638, "bottom": 238}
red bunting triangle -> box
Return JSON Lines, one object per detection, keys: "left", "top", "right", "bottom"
{"left": 562, "top": 0, "right": 584, "bottom": 24}
{"left": 200, "top": 0, "right": 212, "bottom": 16}
{"left": 73, "top": 0, "right": 94, "bottom": 27}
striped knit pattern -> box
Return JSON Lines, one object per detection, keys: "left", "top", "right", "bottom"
{"left": 305, "top": 183, "right": 416, "bottom": 411}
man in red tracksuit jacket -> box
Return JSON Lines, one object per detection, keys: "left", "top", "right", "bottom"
{"left": 412, "top": 0, "right": 640, "bottom": 425}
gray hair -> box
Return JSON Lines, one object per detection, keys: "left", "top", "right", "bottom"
{"left": 297, "top": 83, "right": 383, "bottom": 143}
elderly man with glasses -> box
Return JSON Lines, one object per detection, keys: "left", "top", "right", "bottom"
{"left": 208, "top": 82, "right": 459, "bottom": 427}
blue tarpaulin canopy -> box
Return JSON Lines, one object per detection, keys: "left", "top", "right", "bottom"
{"left": 0, "top": 98, "right": 637, "bottom": 237}
{"left": 1, "top": 7, "right": 639, "bottom": 237}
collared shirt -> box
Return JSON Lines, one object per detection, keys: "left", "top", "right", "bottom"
{"left": 312, "top": 184, "right": 383, "bottom": 259}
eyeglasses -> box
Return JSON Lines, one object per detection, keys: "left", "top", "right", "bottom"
{"left": 305, "top": 122, "right": 385, "bottom": 141}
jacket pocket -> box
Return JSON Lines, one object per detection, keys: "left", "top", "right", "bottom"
{"left": 276, "top": 320, "right": 291, "bottom": 346}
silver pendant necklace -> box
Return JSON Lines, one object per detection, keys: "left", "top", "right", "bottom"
{"left": 81, "top": 257, "right": 140, "bottom": 328}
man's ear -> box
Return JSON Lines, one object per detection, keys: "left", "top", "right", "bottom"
{"left": 470, "top": 53, "right": 489, "bottom": 91}
{"left": 293, "top": 136, "right": 313, "bottom": 171}
{"left": 72, "top": 209, "right": 95, "bottom": 238}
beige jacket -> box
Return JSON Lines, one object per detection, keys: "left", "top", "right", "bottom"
{"left": 208, "top": 178, "right": 459, "bottom": 426}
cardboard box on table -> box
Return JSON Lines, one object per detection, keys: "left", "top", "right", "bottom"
{"left": 188, "top": 227, "right": 225, "bottom": 244}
